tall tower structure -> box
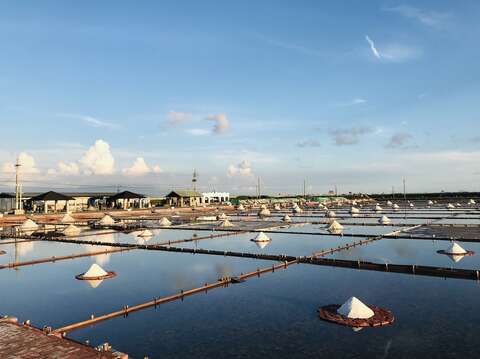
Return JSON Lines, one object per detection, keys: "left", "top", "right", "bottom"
{"left": 15, "top": 157, "right": 23, "bottom": 212}
{"left": 192, "top": 169, "right": 198, "bottom": 192}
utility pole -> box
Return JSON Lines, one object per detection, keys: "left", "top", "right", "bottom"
{"left": 257, "top": 177, "right": 261, "bottom": 199}
{"left": 303, "top": 179, "right": 306, "bottom": 199}
{"left": 335, "top": 184, "right": 338, "bottom": 197}
{"left": 192, "top": 169, "right": 198, "bottom": 192}
{"left": 403, "top": 178, "right": 407, "bottom": 221}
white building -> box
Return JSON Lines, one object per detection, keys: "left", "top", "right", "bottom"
{"left": 202, "top": 192, "right": 230, "bottom": 204}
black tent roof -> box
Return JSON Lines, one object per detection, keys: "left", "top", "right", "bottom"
{"left": 108, "top": 190, "right": 146, "bottom": 201}
{"left": 29, "top": 191, "right": 74, "bottom": 202}
{"left": 0, "top": 192, "right": 15, "bottom": 199}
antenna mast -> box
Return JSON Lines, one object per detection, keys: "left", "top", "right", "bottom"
{"left": 15, "top": 157, "right": 22, "bottom": 212}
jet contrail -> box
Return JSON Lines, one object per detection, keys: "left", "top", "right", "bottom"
{"left": 365, "top": 35, "right": 381, "bottom": 58}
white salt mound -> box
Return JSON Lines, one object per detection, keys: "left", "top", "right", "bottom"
{"left": 83, "top": 263, "right": 108, "bottom": 278}
{"left": 252, "top": 232, "right": 271, "bottom": 242}
{"left": 337, "top": 297, "right": 374, "bottom": 319}
{"left": 98, "top": 215, "right": 115, "bottom": 226}
{"left": 350, "top": 207, "right": 360, "bottom": 214}
{"left": 283, "top": 214, "right": 292, "bottom": 222}
{"left": 258, "top": 208, "right": 271, "bottom": 216}
{"left": 328, "top": 220, "right": 343, "bottom": 232}
{"left": 60, "top": 213, "right": 75, "bottom": 224}
{"left": 374, "top": 204, "right": 382, "bottom": 212}
{"left": 20, "top": 219, "right": 39, "bottom": 231}
{"left": 159, "top": 217, "right": 172, "bottom": 226}
{"left": 379, "top": 215, "right": 391, "bottom": 225}
{"left": 327, "top": 211, "right": 336, "bottom": 218}
{"left": 445, "top": 242, "right": 467, "bottom": 255}
{"left": 63, "top": 224, "right": 81, "bottom": 236}
{"left": 219, "top": 219, "right": 234, "bottom": 227}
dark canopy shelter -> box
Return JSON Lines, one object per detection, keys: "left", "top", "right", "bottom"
{"left": 107, "top": 191, "right": 147, "bottom": 209}
{"left": 29, "top": 191, "right": 74, "bottom": 202}
{"left": 108, "top": 191, "right": 146, "bottom": 201}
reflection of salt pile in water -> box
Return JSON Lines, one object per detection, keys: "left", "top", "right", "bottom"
{"left": 138, "top": 229, "right": 153, "bottom": 237}
{"left": 60, "top": 213, "right": 75, "bottom": 224}
{"left": 327, "top": 220, "right": 343, "bottom": 234}
{"left": 20, "top": 219, "right": 39, "bottom": 232}
{"left": 379, "top": 215, "right": 391, "bottom": 225}
{"left": 159, "top": 217, "right": 172, "bottom": 226}
{"left": 86, "top": 279, "right": 104, "bottom": 289}
{"left": 218, "top": 219, "right": 234, "bottom": 227}
{"left": 251, "top": 232, "right": 271, "bottom": 243}
{"left": 283, "top": 214, "right": 292, "bottom": 222}
{"left": 254, "top": 240, "right": 270, "bottom": 249}
{"left": 15, "top": 241, "right": 35, "bottom": 256}
{"left": 62, "top": 224, "right": 81, "bottom": 236}
{"left": 338, "top": 297, "right": 374, "bottom": 319}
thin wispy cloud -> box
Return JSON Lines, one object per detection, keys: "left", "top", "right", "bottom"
{"left": 365, "top": 35, "right": 381, "bottom": 59}
{"left": 297, "top": 139, "right": 321, "bottom": 148}
{"left": 338, "top": 98, "right": 367, "bottom": 107}
{"left": 58, "top": 113, "right": 119, "bottom": 129}
{"left": 365, "top": 35, "right": 420, "bottom": 62}
{"left": 385, "top": 5, "right": 451, "bottom": 28}
{"left": 385, "top": 132, "right": 413, "bottom": 149}
{"left": 185, "top": 128, "right": 210, "bottom": 136}
{"left": 329, "top": 127, "right": 374, "bottom": 146}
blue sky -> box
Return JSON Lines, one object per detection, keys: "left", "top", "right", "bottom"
{"left": 1, "top": 1, "right": 479, "bottom": 195}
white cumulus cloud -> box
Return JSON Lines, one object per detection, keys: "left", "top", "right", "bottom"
{"left": 122, "top": 157, "right": 162, "bottom": 176}
{"left": 206, "top": 113, "right": 230, "bottom": 134}
{"left": 79, "top": 139, "right": 115, "bottom": 175}
{"left": 1, "top": 152, "right": 39, "bottom": 174}
{"left": 58, "top": 161, "right": 80, "bottom": 175}
{"left": 227, "top": 160, "right": 253, "bottom": 177}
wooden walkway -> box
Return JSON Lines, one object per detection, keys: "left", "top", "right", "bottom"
{"left": 0, "top": 317, "right": 125, "bottom": 358}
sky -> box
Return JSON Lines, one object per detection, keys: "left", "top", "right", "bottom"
{"left": 1, "top": 0, "right": 479, "bottom": 196}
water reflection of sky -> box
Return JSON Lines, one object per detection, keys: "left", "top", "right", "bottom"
{"left": 326, "top": 238, "right": 480, "bottom": 270}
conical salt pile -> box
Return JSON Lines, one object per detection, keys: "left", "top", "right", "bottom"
{"left": 63, "top": 224, "right": 81, "bottom": 236}
{"left": 379, "top": 215, "right": 391, "bottom": 225}
{"left": 83, "top": 263, "right": 108, "bottom": 279}
{"left": 283, "top": 214, "right": 292, "bottom": 222}
{"left": 218, "top": 213, "right": 227, "bottom": 220}
{"left": 427, "top": 200, "right": 434, "bottom": 206}
{"left": 327, "top": 220, "right": 343, "bottom": 232}
{"left": 274, "top": 204, "right": 281, "bottom": 211}
{"left": 337, "top": 297, "right": 374, "bottom": 319}
{"left": 392, "top": 203, "right": 399, "bottom": 210}
{"left": 260, "top": 204, "right": 267, "bottom": 210}
{"left": 159, "top": 217, "right": 172, "bottom": 226}
{"left": 138, "top": 229, "right": 153, "bottom": 237}
{"left": 446, "top": 203, "right": 455, "bottom": 210}
{"left": 97, "top": 215, "right": 115, "bottom": 226}
{"left": 258, "top": 208, "right": 271, "bottom": 216}
{"left": 409, "top": 202, "right": 414, "bottom": 208}
{"left": 60, "top": 213, "right": 75, "bottom": 224}
{"left": 293, "top": 206, "right": 303, "bottom": 213}
{"left": 469, "top": 199, "right": 476, "bottom": 205}
{"left": 20, "top": 219, "right": 39, "bottom": 231}
{"left": 219, "top": 219, "right": 234, "bottom": 227}
{"left": 386, "top": 200, "right": 393, "bottom": 206}
{"left": 456, "top": 203, "right": 461, "bottom": 207}
{"left": 374, "top": 204, "right": 382, "bottom": 212}
{"left": 445, "top": 242, "right": 467, "bottom": 255}
{"left": 350, "top": 207, "right": 360, "bottom": 214}
{"left": 326, "top": 211, "right": 336, "bottom": 218}
{"left": 252, "top": 232, "right": 271, "bottom": 242}
{"left": 237, "top": 204, "right": 245, "bottom": 211}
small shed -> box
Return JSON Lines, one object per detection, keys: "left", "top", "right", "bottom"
{"left": 28, "top": 191, "right": 74, "bottom": 213}
{"left": 166, "top": 190, "right": 203, "bottom": 207}
{"left": 0, "top": 192, "right": 15, "bottom": 213}
{"left": 107, "top": 191, "right": 149, "bottom": 209}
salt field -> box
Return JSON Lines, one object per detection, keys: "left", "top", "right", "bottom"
{"left": 2, "top": 199, "right": 480, "bottom": 357}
